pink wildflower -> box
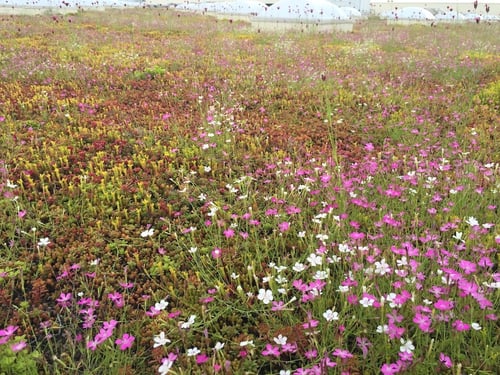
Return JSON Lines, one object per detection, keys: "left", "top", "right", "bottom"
{"left": 87, "top": 340, "right": 99, "bottom": 351}
{"left": 102, "top": 320, "right": 118, "bottom": 331}
{"left": 333, "top": 348, "right": 353, "bottom": 359}
{"left": 115, "top": 333, "right": 135, "bottom": 350}
{"left": 349, "top": 232, "right": 365, "bottom": 240}
{"left": 387, "top": 323, "right": 405, "bottom": 340}
{"left": 0, "top": 325, "right": 18, "bottom": 338}
{"left": 413, "top": 313, "right": 433, "bottom": 332}
{"left": 119, "top": 282, "right": 134, "bottom": 289}
{"left": 271, "top": 301, "right": 285, "bottom": 311}
{"left": 223, "top": 228, "right": 235, "bottom": 238}
{"left": 196, "top": 353, "right": 210, "bottom": 364}
{"left": 305, "top": 349, "right": 318, "bottom": 359}
{"left": 458, "top": 259, "right": 477, "bottom": 274}
{"left": 439, "top": 353, "right": 452, "bottom": 368}
{"left": 261, "top": 343, "right": 280, "bottom": 357}
{"left": 278, "top": 221, "right": 290, "bottom": 232}
{"left": 356, "top": 337, "right": 372, "bottom": 358}
{"left": 107, "top": 291, "right": 124, "bottom": 308}
{"left": 434, "top": 299, "right": 454, "bottom": 311}
{"left": 10, "top": 341, "right": 27, "bottom": 352}
{"left": 452, "top": 320, "right": 470, "bottom": 331}
{"left": 381, "top": 362, "right": 401, "bottom": 375}
{"left": 56, "top": 292, "right": 72, "bottom": 308}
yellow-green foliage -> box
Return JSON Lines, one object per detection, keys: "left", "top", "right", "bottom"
{"left": 476, "top": 79, "right": 500, "bottom": 108}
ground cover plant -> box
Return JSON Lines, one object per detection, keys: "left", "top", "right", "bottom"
{"left": 0, "top": 8, "right": 499, "bottom": 375}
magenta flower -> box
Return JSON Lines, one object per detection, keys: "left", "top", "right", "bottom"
{"left": 333, "top": 348, "right": 353, "bottom": 359}
{"left": 271, "top": 300, "right": 285, "bottom": 311}
{"left": 278, "top": 221, "right": 290, "bottom": 232}
{"left": 56, "top": 292, "right": 72, "bottom": 308}
{"left": 323, "top": 355, "right": 337, "bottom": 368}
{"left": 10, "top": 341, "right": 27, "bottom": 352}
{"left": 94, "top": 327, "right": 113, "bottom": 344}
{"left": 102, "top": 320, "right": 118, "bottom": 331}
{"left": 381, "top": 362, "right": 401, "bottom": 375}
{"left": 286, "top": 205, "right": 301, "bottom": 214}
{"left": 195, "top": 353, "right": 210, "bottom": 364}
{"left": 356, "top": 336, "right": 372, "bottom": 358}
{"left": 474, "top": 293, "right": 493, "bottom": 309}
{"left": 302, "top": 318, "right": 319, "bottom": 330}
{"left": 119, "top": 282, "right": 134, "bottom": 289}
{"left": 304, "top": 349, "right": 318, "bottom": 359}
{"left": 458, "top": 259, "right": 477, "bottom": 274}
{"left": 452, "top": 320, "right": 470, "bottom": 331}
{"left": 200, "top": 296, "right": 214, "bottom": 304}
{"left": 399, "top": 351, "right": 413, "bottom": 362}
{"left": 211, "top": 248, "right": 222, "bottom": 259}
{"left": 434, "top": 299, "right": 454, "bottom": 311}
{"left": 108, "top": 292, "right": 124, "bottom": 308}
{"left": 458, "top": 279, "right": 478, "bottom": 296}
{"left": 413, "top": 313, "right": 433, "bottom": 332}
{"left": 223, "top": 228, "right": 235, "bottom": 238}
{"left": 281, "top": 342, "right": 297, "bottom": 353}
{"left": 346, "top": 294, "right": 358, "bottom": 305}
{"left": 387, "top": 323, "right": 405, "bottom": 340}
{"left": 0, "top": 325, "right": 18, "bottom": 338}
{"left": 349, "top": 231, "right": 365, "bottom": 240}
{"left": 439, "top": 353, "right": 452, "bottom": 368}
{"left": 292, "top": 279, "right": 308, "bottom": 292}
{"left": 159, "top": 352, "right": 178, "bottom": 375}
{"left": 265, "top": 208, "right": 278, "bottom": 216}
{"left": 261, "top": 343, "right": 280, "bottom": 357}
{"left": 115, "top": 333, "right": 135, "bottom": 350}
{"left": 87, "top": 340, "right": 99, "bottom": 351}
{"left": 145, "top": 306, "right": 161, "bottom": 317}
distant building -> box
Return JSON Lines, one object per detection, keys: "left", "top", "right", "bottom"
{"left": 370, "top": 0, "right": 499, "bottom": 17}
{"left": 145, "top": 0, "right": 499, "bottom": 16}
{"left": 330, "top": 0, "right": 372, "bottom": 13}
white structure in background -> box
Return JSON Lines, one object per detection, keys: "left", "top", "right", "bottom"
{"left": 0, "top": 0, "right": 142, "bottom": 14}
{"left": 433, "top": 9, "right": 467, "bottom": 20}
{"left": 164, "top": 1, "right": 500, "bottom": 18}
{"left": 380, "top": 6, "right": 435, "bottom": 19}
{"left": 255, "top": 0, "right": 349, "bottom": 20}
{"left": 328, "top": 0, "right": 371, "bottom": 13}
{"left": 177, "top": 0, "right": 267, "bottom": 14}
{"left": 253, "top": 0, "right": 354, "bottom": 31}
{"left": 370, "top": 0, "right": 500, "bottom": 18}
{"left": 340, "top": 6, "right": 363, "bottom": 17}
{"left": 0, "top": 0, "right": 141, "bottom": 6}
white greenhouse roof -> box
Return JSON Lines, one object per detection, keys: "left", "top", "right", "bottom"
{"left": 381, "top": 6, "right": 435, "bottom": 19}
{"left": 256, "top": 0, "right": 349, "bottom": 21}
{"left": 434, "top": 10, "right": 466, "bottom": 20}
{"left": 0, "top": 0, "right": 141, "bottom": 7}
{"left": 177, "top": 1, "right": 267, "bottom": 14}
{"left": 340, "top": 6, "right": 362, "bottom": 17}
